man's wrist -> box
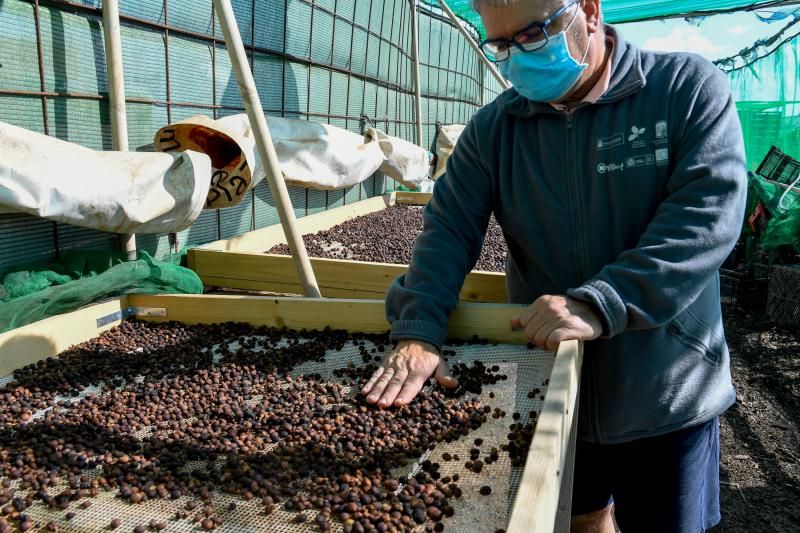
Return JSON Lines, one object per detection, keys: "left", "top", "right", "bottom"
{"left": 396, "top": 339, "right": 439, "bottom": 354}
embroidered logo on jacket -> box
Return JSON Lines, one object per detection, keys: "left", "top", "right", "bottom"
{"left": 596, "top": 132, "right": 625, "bottom": 150}
{"left": 597, "top": 162, "right": 625, "bottom": 174}
{"left": 628, "top": 126, "right": 646, "bottom": 142}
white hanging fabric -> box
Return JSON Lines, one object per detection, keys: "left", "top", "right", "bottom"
{"left": 0, "top": 121, "right": 211, "bottom": 234}
{"left": 431, "top": 124, "right": 466, "bottom": 180}
{"left": 156, "top": 114, "right": 387, "bottom": 198}
{"left": 365, "top": 127, "right": 433, "bottom": 189}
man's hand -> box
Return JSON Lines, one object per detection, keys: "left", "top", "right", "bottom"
{"left": 361, "top": 340, "right": 458, "bottom": 408}
{"left": 511, "top": 295, "right": 602, "bottom": 351}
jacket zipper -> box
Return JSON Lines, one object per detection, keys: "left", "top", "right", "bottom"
{"left": 564, "top": 110, "right": 585, "bottom": 282}
{"left": 563, "top": 110, "right": 601, "bottom": 441}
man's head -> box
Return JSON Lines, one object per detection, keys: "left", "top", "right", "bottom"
{"left": 474, "top": 0, "right": 606, "bottom": 103}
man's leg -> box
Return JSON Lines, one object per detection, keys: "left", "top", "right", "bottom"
{"left": 571, "top": 439, "right": 616, "bottom": 533}
{"left": 610, "top": 418, "right": 721, "bottom": 533}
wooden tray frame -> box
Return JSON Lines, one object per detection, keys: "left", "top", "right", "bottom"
{"left": 0, "top": 295, "right": 582, "bottom": 533}
{"left": 188, "top": 192, "right": 508, "bottom": 302}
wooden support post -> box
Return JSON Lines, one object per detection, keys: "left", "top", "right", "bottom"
{"left": 409, "top": 0, "right": 424, "bottom": 147}
{"left": 102, "top": 0, "right": 136, "bottom": 260}
{"left": 212, "top": 0, "right": 321, "bottom": 298}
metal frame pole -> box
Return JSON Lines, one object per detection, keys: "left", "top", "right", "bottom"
{"left": 212, "top": 0, "right": 321, "bottom": 298}
{"left": 102, "top": 0, "right": 137, "bottom": 260}
{"left": 409, "top": 0, "right": 424, "bottom": 147}
{"left": 437, "top": 0, "right": 509, "bottom": 90}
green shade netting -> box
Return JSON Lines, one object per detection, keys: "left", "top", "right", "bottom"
{"left": 0, "top": 251, "right": 203, "bottom": 333}
{"left": 426, "top": 0, "right": 792, "bottom": 39}
{"left": 724, "top": 28, "right": 800, "bottom": 169}
{"left": 749, "top": 174, "right": 800, "bottom": 252}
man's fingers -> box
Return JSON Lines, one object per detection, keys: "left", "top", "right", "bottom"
{"left": 525, "top": 318, "right": 552, "bottom": 348}
{"left": 434, "top": 358, "right": 459, "bottom": 389}
{"left": 545, "top": 328, "right": 570, "bottom": 352}
{"left": 533, "top": 322, "right": 557, "bottom": 349}
{"left": 393, "top": 373, "right": 429, "bottom": 407}
{"left": 361, "top": 366, "right": 385, "bottom": 396}
{"left": 376, "top": 368, "right": 409, "bottom": 408}
{"left": 365, "top": 367, "right": 395, "bottom": 404}
{"left": 510, "top": 303, "right": 537, "bottom": 330}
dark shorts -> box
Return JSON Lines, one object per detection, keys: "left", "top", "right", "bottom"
{"left": 572, "top": 418, "right": 721, "bottom": 533}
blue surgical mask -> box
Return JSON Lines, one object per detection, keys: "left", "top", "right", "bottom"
{"left": 498, "top": 15, "right": 591, "bottom": 103}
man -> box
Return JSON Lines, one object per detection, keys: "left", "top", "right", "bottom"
{"left": 362, "top": 0, "right": 747, "bottom": 531}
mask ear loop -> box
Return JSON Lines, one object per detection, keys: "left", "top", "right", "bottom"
{"left": 563, "top": 0, "right": 592, "bottom": 66}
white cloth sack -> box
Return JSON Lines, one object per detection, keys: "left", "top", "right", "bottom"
{"left": 0, "top": 121, "right": 211, "bottom": 234}
{"left": 219, "top": 114, "right": 386, "bottom": 191}
{"left": 431, "top": 124, "right": 466, "bottom": 180}
{"left": 158, "top": 114, "right": 387, "bottom": 194}
{"left": 365, "top": 128, "right": 432, "bottom": 189}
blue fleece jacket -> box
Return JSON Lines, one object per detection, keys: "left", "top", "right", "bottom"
{"left": 385, "top": 27, "right": 747, "bottom": 444}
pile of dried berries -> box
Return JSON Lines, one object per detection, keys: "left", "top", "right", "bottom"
{"left": 0, "top": 321, "right": 542, "bottom": 532}
{"left": 268, "top": 205, "right": 507, "bottom": 272}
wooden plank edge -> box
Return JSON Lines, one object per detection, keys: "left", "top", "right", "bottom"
{"left": 198, "top": 276, "right": 387, "bottom": 300}
{"left": 197, "top": 194, "right": 394, "bottom": 252}
{"left": 507, "top": 339, "right": 583, "bottom": 533}
{"left": 189, "top": 250, "right": 508, "bottom": 303}
{"left": 127, "top": 294, "right": 527, "bottom": 345}
{"left": 0, "top": 297, "right": 129, "bottom": 376}
{"left": 393, "top": 191, "right": 432, "bottom": 205}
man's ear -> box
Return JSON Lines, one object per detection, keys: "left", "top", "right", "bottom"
{"left": 582, "top": 0, "right": 603, "bottom": 34}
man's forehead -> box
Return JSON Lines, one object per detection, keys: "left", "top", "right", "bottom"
{"left": 481, "top": 0, "right": 566, "bottom": 39}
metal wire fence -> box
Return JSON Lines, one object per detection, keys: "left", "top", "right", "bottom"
{"left": 0, "top": 0, "right": 503, "bottom": 272}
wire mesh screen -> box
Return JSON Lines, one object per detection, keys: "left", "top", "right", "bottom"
{"left": 0, "top": 0, "right": 502, "bottom": 275}
{"left": 0, "top": 323, "right": 555, "bottom": 532}
{"left": 767, "top": 265, "right": 800, "bottom": 327}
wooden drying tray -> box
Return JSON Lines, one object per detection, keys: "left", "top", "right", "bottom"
{"left": 0, "top": 295, "right": 582, "bottom": 533}
{"left": 188, "top": 191, "right": 508, "bottom": 302}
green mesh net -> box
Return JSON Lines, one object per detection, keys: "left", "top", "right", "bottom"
{"left": 0, "top": 251, "right": 203, "bottom": 333}
{"left": 719, "top": 19, "right": 800, "bottom": 170}
{"left": 749, "top": 173, "right": 800, "bottom": 253}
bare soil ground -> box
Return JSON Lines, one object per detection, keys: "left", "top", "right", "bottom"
{"left": 713, "top": 306, "right": 800, "bottom": 532}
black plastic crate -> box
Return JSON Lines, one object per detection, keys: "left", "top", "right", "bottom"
{"left": 756, "top": 146, "right": 800, "bottom": 186}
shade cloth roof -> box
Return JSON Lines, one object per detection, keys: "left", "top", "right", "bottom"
{"left": 431, "top": 0, "right": 800, "bottom": 39}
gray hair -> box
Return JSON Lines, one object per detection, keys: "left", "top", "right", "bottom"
{"left": 470, "top": 0, "right": 563, "bottom": 14}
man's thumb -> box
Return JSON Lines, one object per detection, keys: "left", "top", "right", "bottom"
{"left": 434, "top": 359, "right": 458, "bottom": 389}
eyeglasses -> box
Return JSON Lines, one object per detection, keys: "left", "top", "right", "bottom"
{"left": 479, "top": 0, "right": 580, "bottom": 63}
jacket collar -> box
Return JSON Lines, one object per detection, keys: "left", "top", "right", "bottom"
{"left": 500, "top": 25, "right": 646, "bottom": 118}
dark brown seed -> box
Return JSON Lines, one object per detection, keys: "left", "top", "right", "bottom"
{"left": 479, "top": 485, "right": 493, "bottom": 495}
{"left": 110, "top": 518, "right": 121, "bottom": 529}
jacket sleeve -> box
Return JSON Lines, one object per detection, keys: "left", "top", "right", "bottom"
{"left": 385, "top": 119, "right": 494, "bottom": 350}
{"left": 567, "top": 66, "right": 747, "bottom": 337}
